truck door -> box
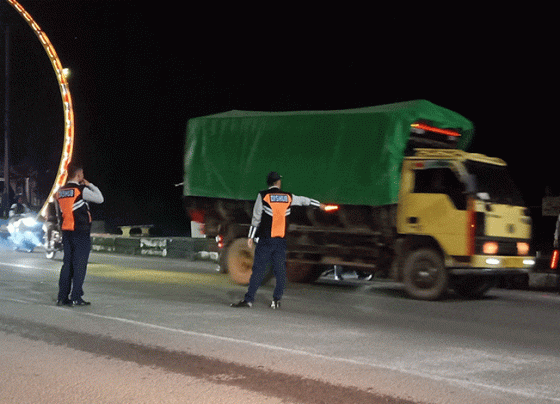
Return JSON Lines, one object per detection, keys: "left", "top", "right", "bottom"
{"left": 400, "top": 163, "right": 469, "bottom": 257}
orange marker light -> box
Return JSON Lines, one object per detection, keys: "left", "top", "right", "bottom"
{"left": 411, "top": 123, "right": 461, "bottom": 137}
{"left": 550, "top": 249, "right": 559, "bottom": 270}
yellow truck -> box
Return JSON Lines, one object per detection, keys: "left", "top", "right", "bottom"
{"left": 183, "top": 100, "right": 534, "bottom": 300}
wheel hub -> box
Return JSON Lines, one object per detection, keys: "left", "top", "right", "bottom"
{"left": 413, "top": 260, "right": 438, "bottom": 289}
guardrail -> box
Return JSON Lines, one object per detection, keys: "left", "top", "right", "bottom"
{"left": 91, "top": 234, "right": 218, "bottom": 260}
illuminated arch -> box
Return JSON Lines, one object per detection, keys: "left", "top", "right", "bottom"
{"left": 7, "top": 0, "right": 74, "bottom": 217}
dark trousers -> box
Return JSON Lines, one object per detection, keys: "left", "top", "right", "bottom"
{"left": 58, "top": 231, "right": 91, "bottom": 301}
{"left": 244, "top": 238, "right": 287, "bottom": 302}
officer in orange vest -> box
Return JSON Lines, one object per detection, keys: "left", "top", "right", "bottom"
{"left": 231, "top": 172, "right": 326, "bottom": 309}
{"left": 56, "top": 164, "right": 104, "bottom": 306}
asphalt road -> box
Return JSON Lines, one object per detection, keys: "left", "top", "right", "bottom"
{"left": 1, "top": 248, "right": 560, "bottom": 404}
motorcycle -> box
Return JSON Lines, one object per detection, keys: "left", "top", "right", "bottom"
{"left": 43, "top": 222, "right": 63, "bottom": 259}
{"left": 7, "top": 214, "right": 45, "bottom": 253}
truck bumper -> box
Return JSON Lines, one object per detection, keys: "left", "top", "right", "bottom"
{"left": 449, "top": 255, "right": 535, "bottom": 276}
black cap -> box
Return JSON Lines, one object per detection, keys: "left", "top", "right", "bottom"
{"left": 266, "top": 171, "right": 282, "bottom": 185}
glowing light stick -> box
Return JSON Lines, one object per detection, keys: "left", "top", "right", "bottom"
{"left": 323, "top": 204, "right": 339, "bottom": 212}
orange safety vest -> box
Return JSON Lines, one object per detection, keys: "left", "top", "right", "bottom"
{"left": 258, "top": 189, "right": 293, "bottom": 238}
{"left": 56, "top": 183, "right": 92, "bottom": 231}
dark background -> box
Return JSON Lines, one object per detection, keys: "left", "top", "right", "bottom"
{"left": 1, "top": 1, "right": 557, "bottom": 240}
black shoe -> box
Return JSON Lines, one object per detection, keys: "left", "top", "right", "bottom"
{"left": 56, "top": 299, "right": 72, "bottom": 306}
{"left": 270, "top": 299, "right": 281, "bottom": 309}
{"left": 230, "top": 300, "right": 252, "bottom": 308}
{"left": 72, "top": 299, "right": 91, "bottom": 306}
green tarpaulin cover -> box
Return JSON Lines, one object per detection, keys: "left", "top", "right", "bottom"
{"left": 184, "top": 100, "right": 474, "bottom": 206}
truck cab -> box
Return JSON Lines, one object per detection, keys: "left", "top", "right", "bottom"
{"left": 397, "top": 148, "right": 534, "bottom": 299}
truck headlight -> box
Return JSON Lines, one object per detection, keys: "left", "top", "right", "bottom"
{"left": 483, "top": 241, "right": 499, "bottom": 255}
{"left": 517, "top": 242, "right": 530, "bottom": 256}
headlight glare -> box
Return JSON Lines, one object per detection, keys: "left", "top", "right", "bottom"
{"left": 517, "top": 242, "right": 530, "bottom": 256}
{"left": 483, "top": 241, "right": 499, "bottom": 255}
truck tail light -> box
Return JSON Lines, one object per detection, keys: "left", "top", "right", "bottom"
{"left": 216, "top": 235, "right": 224, "bottom": 249}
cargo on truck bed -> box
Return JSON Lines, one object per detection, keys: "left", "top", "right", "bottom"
{"left": 184, "top": 100, "right": 473, "bottom": 206}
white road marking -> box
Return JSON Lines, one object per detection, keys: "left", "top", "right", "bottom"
{"left": 0, "top": 261, "right": 56, "bottom": 272}
{"left": 79, "top": 311, "right": 560, "bottom": 403}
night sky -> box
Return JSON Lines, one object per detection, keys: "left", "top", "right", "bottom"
{"left": 1, "top": 1, "right": 557, "bottom": 237}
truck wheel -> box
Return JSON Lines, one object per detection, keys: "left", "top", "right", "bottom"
{"left": 451, "top": 275, "right": 497, "bottom": 299}
{"left": 221, "top": 239, "right": 275, "bottom": 285}
{"left": 225, "top": 238, "right": 255, "bottom": 285}
{"left": 286, "top": 262, "right": 323, "bottom": 283}
{"left": 402, "top": 248, "right": 447, "bottom": 300}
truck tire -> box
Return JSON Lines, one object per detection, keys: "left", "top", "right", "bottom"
{"left": 224, "top": 238, "right": 255, "bottom": 285}
{"left": 286, "top": 262, "right": 323, "bottom": 283}
{"left": 402, "top": 248, "right": 448, "bottom": 300}
{"left": 222, "top": 238, "right": 274, "bottom": 286}
{"left": 451, "top": 275, "right": 497, "bottom": 299}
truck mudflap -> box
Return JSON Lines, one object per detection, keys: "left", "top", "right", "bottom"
{"left": 449, "top": 255, "right": 535, "bottom": 275}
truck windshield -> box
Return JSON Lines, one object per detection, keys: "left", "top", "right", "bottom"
{"left": 465, "top": 160, "right": 524, "bottom": 206}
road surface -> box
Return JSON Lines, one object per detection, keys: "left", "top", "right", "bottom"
{"left": 1, "top": 248, "right": 560, "bottom": 403}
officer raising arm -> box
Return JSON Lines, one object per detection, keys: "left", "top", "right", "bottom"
{"left": 232, "top": 171, "right": 326, "bottom": 309}
{"left": 55, "top": 164, "right": 104, "bottom": 307}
